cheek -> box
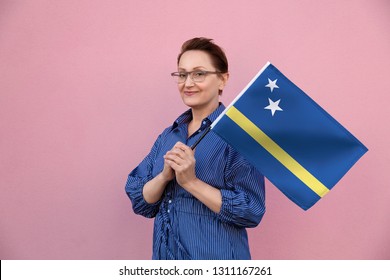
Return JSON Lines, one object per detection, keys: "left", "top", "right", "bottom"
{"left": 206, "top": 82, "right": 221, "bottom": 95}
{"left": 177, "top": 84, "right": 184, "bottom": 92}
{"left": 197, "top": 80, "right": 213, "bottom": 91}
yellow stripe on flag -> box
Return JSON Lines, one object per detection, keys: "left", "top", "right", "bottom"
{"left": 226, "top": 106, "right": 330, "bottom": 197}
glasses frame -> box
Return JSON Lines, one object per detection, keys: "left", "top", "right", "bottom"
{"left": 170, "top": 70, "right": 222, "bottom": 84}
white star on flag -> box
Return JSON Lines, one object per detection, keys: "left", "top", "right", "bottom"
{"left": 264, "top": 98, "right": 283, "bottom": 116}
{"left": 265, "top": 78, "right": 279, "bottom": 92}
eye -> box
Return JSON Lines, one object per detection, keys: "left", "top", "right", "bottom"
{"left": 193, "top": 71, "right": 206, "bottom": 78}
{"left": 178, "top": 72, "right": 187, "bottom": 78}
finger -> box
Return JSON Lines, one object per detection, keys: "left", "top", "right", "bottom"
{"left": 165, "top": 150, "right": 184, "bottom": 160}
{"left": 164, "top": 157, "right": 181, "bottom": 171}
{"left": 165, "top": 151, "right": 193, "bottom": 169}
{"left": 164, "top": 153, "right": 185, "bottom": 166}
{"left": 173, "top": 141, "right": 185, "bottom": 149}
{"left": 174, "top": 142, "right": 193, "bottom": 156}
{"left": 174, "top": 142, "right": 190, "bottom": 151}
{"left": 168, "top": 147, "right": 190, "bottom": 161}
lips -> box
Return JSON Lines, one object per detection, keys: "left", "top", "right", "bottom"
{"left": 183, "top": 91, "right": 198, "bottom": 97}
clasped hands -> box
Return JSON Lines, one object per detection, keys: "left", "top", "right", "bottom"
{"left": 161, "top": 141, "right": 197, "bottom": 189}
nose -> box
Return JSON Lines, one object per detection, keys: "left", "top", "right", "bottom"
{"left": 184, "top": 74, "right": 195, "bottom": 87}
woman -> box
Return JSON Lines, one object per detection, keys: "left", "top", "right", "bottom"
{"left": 125, "top": 37, "right": 265, "bottom": 260}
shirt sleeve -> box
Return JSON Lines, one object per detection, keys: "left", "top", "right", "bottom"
{"left": 218, "top": 147, "right": 266, "bottom": 228}
{"left": 125, "top": 133, "right": 163, "bottom": 218}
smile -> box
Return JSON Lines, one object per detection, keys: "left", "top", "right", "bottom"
{"left": 184, "top": 91, "right": 198, "bottom": 96}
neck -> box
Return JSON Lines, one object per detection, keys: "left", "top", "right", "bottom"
{"left": 191, "top": 102, "right": 219, "bottom": 124}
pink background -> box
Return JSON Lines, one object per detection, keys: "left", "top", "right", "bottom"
{"left": 1, "top": 0, "right": 389, "bottom": 260}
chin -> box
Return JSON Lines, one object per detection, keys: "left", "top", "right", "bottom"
{"left": 181, "top": 96, "right": 200, "bottom": 107}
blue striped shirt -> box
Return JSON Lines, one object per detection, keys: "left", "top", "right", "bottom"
{"left": 125, "top": 103, "right": 265, "bottom": 260}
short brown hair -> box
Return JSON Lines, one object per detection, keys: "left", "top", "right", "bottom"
{"left": 177, "top": 37, "right": 228, "bottom": 73}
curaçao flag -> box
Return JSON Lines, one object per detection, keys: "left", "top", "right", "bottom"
{"left": 211, "top": 62, "right": 368, "bottom": 210}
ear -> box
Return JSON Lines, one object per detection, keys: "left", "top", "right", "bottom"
{"left": 218, "top": 72, "right": 229, "bottom": 91}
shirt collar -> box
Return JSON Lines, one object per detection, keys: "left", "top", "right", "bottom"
{"left": 172, "top": 102, "right": 226, "bottom": 129}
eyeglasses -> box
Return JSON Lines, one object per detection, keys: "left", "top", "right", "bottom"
{"left": 171, "top": 70, "right": 221, "bottom": 84}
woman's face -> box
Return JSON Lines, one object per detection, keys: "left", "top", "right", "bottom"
{"left": 177, "top": 50, "right": 227, "bottom": 111}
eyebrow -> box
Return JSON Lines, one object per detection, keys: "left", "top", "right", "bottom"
{"left": 177, "top": 66, "right": 207, "bottom": 71}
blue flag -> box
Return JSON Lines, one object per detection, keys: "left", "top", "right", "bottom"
{"left": 211, "top": 62, "right": 368, "bottom": 210}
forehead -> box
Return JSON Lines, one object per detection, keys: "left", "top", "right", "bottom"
{"left": 178, "top": 50, "right": 214, "bottom": 70}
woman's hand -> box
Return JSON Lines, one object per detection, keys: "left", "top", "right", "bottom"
{"left": 164, "top": 141, "right": 222, "bottom": 213}
{"left": 142, "top": 154, "right": 175, "bottom": 204}
{"left": 160, "top": 157, "right": 175, "bottom": 182}
{"left": 164, "top": 142, "right": 197, "bottom": 188}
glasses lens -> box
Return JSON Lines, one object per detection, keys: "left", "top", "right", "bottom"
{"left": 171, "top": 71, "right": 210, "bottom": 83}
{"left": 172, "top": 72, "right": 187, "bottom": 83}
{"left": 191, "top": 71, "right": 206, "bottom": 82}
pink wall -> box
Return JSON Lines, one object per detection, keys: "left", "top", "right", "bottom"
{"left": 1, "top": 0, "right": 389, "bottom": 259}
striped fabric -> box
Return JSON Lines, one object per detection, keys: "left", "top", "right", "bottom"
{"left": 125, "top": 103, "right": 266, "bottom": 260}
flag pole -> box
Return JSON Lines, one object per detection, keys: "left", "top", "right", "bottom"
{"left": 191, "top": 126, "right": 211, "bottom": 150}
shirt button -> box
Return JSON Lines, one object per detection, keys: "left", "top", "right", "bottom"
{"left": 202, "top": 121, "right": 206, "bottom": 125}
{"left": 198, "top": 129, "right": 202, "bottom": 133}
{"left": 167, "top": 209, "right": 170, "bottom": 213}
{"left": 168, "top": 200, "right": 172, "bottom": 203}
